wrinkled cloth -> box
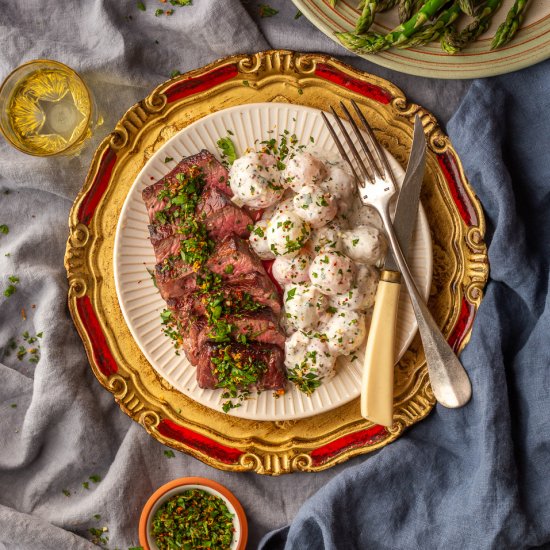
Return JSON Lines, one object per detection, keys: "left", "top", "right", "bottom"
{"left": 1, "top": 0, "right": 546, "bottom": 549}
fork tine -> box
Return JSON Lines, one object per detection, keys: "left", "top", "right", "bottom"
{"left": 329, "top": 106, "right": 372, "bottom": 184}
{"left": 320, "top": 111, "right": 361, "bottom": 184}
{"left": 339, "top": 101, "right": 379, "bottom": 180}
{"left": 351, "top": 100, "right": 398, "bottom": 189}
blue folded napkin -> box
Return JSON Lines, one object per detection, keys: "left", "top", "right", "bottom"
{"left": 260, "top": 58, "right": 550, "bottom": 549}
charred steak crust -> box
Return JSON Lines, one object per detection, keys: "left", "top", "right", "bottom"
{"left": 197, "top": 343, "right": 286, "bottom": 391}
{"left": 144, "top": 151, "right": 286, "bottom": 399}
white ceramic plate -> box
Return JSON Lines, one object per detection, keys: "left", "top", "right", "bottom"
{"left": 114, "top": 103, "right": 432, "bottom": 421}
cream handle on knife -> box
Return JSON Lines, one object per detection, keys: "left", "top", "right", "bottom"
{"left": 360, "top": 270, "right": 401, "bottom": 427}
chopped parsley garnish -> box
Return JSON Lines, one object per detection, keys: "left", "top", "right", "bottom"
{"left": 294, "top": 10, "right": 302, "bottom": 19}
{"left": 170, "top": 0, "right": 192, "bottom": 5}
{"left": 164, "top": 450, "right": 175, "bottom": 458}
{"left": 0, "top": 224, "right": 8, "bottom": 234}
{"left": 164, "top": 156, "right": 174, "bottom": 163}
{"left": 259, "top": 3, "right": 279, "bottom": 17}
{"left": 217, "top": 136, "right": 237, "bottom": 165}
{"left": 288, "top": 350, "right": 323, "bottom": 395}
{"left": 211, "top": 345, "right": 267, "bottom": 412}
{"left": 3, "top": 285, "right": 16, "bottom": 298}
{"left": 169, "top": 70, "right": 181, "bottom": 78}
{"left": 155, "top": 8, "right": 164, "bottom": 16}
{"left": 89, "top": 474, "right": 102, "bottom": 483}
{"left": 137, "top": 0, "right": 145, "bottom": 11}
{"left": 151, "top": 490, "right": 234, "bottom": 550}
{"left": 285, "top": 288, "right": 296, "bottom": 302}
{"left": 62, "top": 489, "right": 70, "bottom": 497}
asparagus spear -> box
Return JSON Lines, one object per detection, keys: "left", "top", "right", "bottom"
{"left": 398, "top": 2, "right": 462, "bottom": 48}
{"left": 336, "top": 0, "right": 450, "bottom": 53}
{"left": 355, "top": 0, "right": 400, "bottom": 33}
{"left": 491, "top": 0, "right": 530, "bottom": 49}
{"left": 398, "top": 0, "right": 415, "bottom": 23}
{"left": 457, "top": 0, "right": 479, "bottom": 16}
{"left": 441, "top": 0, "right": 503, "bottom": 54}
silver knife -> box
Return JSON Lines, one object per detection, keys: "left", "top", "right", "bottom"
{"left": 360, "top": 115, "right": 426, "bottom": 427}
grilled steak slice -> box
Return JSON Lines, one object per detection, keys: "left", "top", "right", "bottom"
{"left": 169, "top": 301, "right": 285, "bottom": 364}
{"left": 155, "top": 235, "right": 268, "bottom": 301}
{"left": 196, "top": 186, "right": 252, "bottom": 240}
{"left": 148, "top": 187, "right": 252, "bottom": 263}
{"left": 148, "top": 224, "right": 181, "bottom": 264}
{"left": 142, "top": 150, "right": 231, "bottom": 221}
{"left": 196, "top": 342, "right": 286, "bottom": 391}
{"left": 207, "top": 234, "right": 264, "bottom": 277}
{"left": 162, "top": 272, "right": 281, "bottom": 315}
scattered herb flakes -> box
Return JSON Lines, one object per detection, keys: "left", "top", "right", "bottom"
{"left": 164, "top": 156, "right": 174, "bottom": 163}
{"left": 285, "top": 287, "right": 297, "bottom": 302}
{"left": 169, "top": 0, "right": 192, "bottom": 5}
{"left": 128, "top": 547, "right": 144, "bottom": 550}
{"left": 259, "top": 3, "right": 279, "bottom": 17}
{"left": 89, "top": 474, "right": 102, "bottom": 483}
{"left": 155, "top": 8, "right": 164, "bottom": 16}
{"left": 93, "top": 514, "right": 101, "bottom": 521}
{"left": 0, "top": 224, "right": 8, "bottom": 235}
{"left": 169, "top": 69, "right": 181, "bottom": 78}
{"left": 217, "top": 136, "right": 237, "bottom": 165}
{"left": 62, "top": 489, "right": 70, "bottom": 497}
{"left": 242, "top": 80, "right": 250, "bottom": 87}
{"left": 5, "top": 253, "right": 10, "bottom": 257}
{"left": 10, "top": 403, "right": 16, "bottom": 408}
{"left": 137, "top": 0, "right": 146, "bottom": 11}
{"left": 82, "top": 481, "right": 90, "bottom": 490}
{"left": 3, "top": 285, "right": 16, "bottom": 298}
{"left": 163, "top": 449, "right": 175, "bottom": 458}
{"left": 88, "top": 526, "right": 109, "bottom": 546}
{"left": 294, "top": 10, "right": 302, "bottom": 19}
{"left": 298, "top": 88, "right": 304, "bottom": 95}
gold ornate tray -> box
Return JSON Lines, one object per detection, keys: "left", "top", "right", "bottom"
{"left": 64, "top": 50, "right": 488, "bottom": 475}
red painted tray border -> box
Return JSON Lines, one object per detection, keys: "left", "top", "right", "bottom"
{"left": 74, "top": 59, "right": 478, "bottom": 468}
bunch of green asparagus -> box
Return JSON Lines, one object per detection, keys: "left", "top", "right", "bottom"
{"left": 333, "top": 0, "right": 531, "bottom": 54}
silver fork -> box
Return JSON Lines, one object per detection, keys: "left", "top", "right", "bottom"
{"left": 322, "top": 100, "right": 472, "bottom": 409}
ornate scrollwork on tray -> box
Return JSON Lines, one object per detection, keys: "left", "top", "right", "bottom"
{"left": 65, "top": 50, "right": 488, "bottom": 475}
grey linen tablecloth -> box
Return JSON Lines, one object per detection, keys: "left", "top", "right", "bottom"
{"left": 1, "top": 1, "right": 548, "bottom": 549}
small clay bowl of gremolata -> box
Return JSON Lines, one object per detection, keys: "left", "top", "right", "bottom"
{"left": 139, "top": 477, "right": 248, "bottom": 550}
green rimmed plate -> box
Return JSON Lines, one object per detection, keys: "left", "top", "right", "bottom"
{"left": 293, "top": 0, "right": 550, "bottom": 79}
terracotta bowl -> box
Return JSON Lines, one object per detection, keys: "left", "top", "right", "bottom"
{"left": 139, "top": 477, "right": 248, "bottom": 550}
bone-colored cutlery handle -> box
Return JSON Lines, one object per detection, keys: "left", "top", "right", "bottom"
{"left": 380, "top": 208, "right": 472, "bottom": 408}
{"left": 361, "top": 273, "right": 401, "bottom": 427}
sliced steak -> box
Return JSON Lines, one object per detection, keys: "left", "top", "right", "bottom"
{"left": 168, "top": 298, "right": 284, "bottom": 364}
{"left": 155, "top": 235, "right": 269, "bottom": 301}
{"left": 163, "top": 272, "right": 280, "bottom": 314}
{"left": 148, "top": 224, "right": 181, "bottom": 264}
{"left": 196, "top": 186, "right": 252, "bottom": 240}
{"left": 196, "top": 342, "right": 286, "bottom": 391}
{"left": 142, "top": 150, "right": 231, "bottom": 221}
{"left": 206, "top": 234, "right": 264, "bottom": 278}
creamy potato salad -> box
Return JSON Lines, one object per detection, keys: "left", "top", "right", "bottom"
{"left": 229, "top": 145, "right": 387, "bottom": 395}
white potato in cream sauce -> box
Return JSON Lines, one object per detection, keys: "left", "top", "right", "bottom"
{"left": 282, "top": 151, "right": 327, "bottom": 192}
{"left": 266, "top": 210, "right": 311, "bottom": 257}
{"left": 272, "top": 249, "right": 312, "bottom": 285}
{"left": 283, "top": 282, "right": 327, "bottom": 332}
{"left": 340, "top": 225, "right": 387, "bottom": 265}
{"left": 248, "top": 219, "right": 275, "bottom": 260}
{"left": 309, "top": 250, "right": 356, "bottom": 296}
{"left": 322, "top": 309, "right": 367, "bottom": 356}
{"left": 230, "top": 152, "right": 284, "bottom": 208}
{"left": 293, "top": 185, "right": 337, "bottom": 228}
